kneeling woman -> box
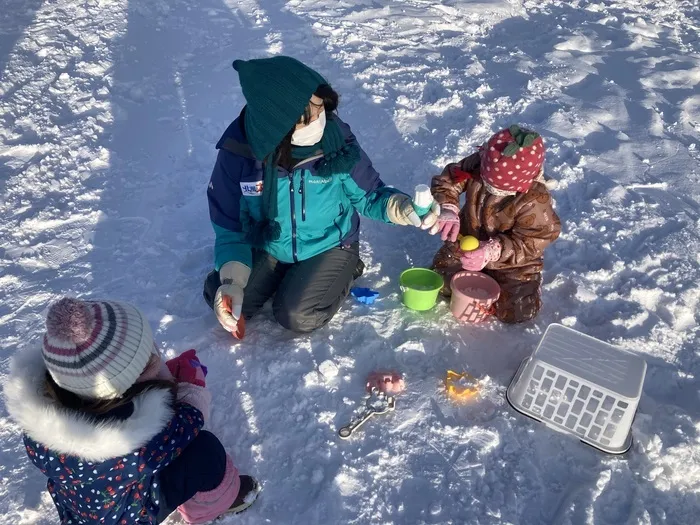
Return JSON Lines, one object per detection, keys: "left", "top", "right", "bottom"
{"left": 204, "top": 56, "right": 429, "bottom": 334}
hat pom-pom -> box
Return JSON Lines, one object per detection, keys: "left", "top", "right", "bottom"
{"left": 46, "top": 298, "right": 94, "bottom": 343}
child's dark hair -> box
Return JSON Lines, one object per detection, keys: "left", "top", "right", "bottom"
{"left": 44, "top": 372, "right": 175, "bottom": 416}
{"left": 277, "top": 84, "right": 339, "bottom": 168}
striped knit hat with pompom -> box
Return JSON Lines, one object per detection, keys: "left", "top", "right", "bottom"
{"left": 42, "top": 298, "right": 154, "bottom": 400}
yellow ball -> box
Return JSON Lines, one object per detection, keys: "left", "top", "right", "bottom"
{"left": 459, "top": 235, "right": 480, "bottom": 251}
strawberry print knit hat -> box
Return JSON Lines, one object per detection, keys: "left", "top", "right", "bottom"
{"left": 42, "top": 298, "right": 154, "bottom": 400}
{"left": 478, "top": 125, "right": 545, "bottom": 195}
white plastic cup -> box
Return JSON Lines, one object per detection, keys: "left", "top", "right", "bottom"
{"left": 413, "top": 184, "right": 434, "bottom": 217}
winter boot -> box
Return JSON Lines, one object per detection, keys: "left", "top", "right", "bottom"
{"left": 353, "top": 259, "right": 365, "bottom": 281}
{"left": 222, "top": 475, "right": 260, "bottom": 517}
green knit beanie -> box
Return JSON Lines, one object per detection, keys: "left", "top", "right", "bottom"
{"left": 233, "top": 56, "right": 327, "bottom": 161}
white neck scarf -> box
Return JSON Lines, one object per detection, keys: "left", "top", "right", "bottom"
{"left": 292, "top": 111, "right": 326, "bottom": 146}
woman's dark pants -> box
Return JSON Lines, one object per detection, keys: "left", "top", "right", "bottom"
{"left": 203, "top": 244, "right": 362, "bottom": 333}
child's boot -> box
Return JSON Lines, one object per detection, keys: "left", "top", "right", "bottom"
{"left": 223, "top": 475, "right": 261, "bottom": 516}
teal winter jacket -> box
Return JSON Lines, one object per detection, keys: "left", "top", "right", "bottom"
{"left": 207, "top": 113, "right": 400, "bottom": 269}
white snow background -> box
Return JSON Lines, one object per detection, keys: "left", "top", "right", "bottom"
{"left": 1, "top": 0, "right": 699, "bottom": 523}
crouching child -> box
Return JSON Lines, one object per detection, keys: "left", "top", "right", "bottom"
{"left": 426, "top": 125, "right": 561, "bottom": 323}
{"left": 5, "top": 297, "right": 260, "bottom": 524}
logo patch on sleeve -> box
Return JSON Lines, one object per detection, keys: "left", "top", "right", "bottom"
{"left": 240, "top": 181, "right": 263, "bottom": 196}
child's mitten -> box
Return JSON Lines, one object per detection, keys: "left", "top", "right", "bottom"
{"left": 429, "top": 203, "right": 461, "bottom": 242}
{"left": 166, "top": 349, "right": 208, "bottom": 387}
{"left": 460, "top": 238, "right": 502, "bottom": 271}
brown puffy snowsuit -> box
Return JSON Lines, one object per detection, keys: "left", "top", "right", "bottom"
{"left": 430, "top": 148, "right": 561, "bottom": 323}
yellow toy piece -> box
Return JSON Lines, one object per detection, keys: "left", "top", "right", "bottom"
{"left": 445, "top": 370, "right": 480, "bottom": 402}
{"left": 458, "top": 235, "right": 480, "bottom": 252}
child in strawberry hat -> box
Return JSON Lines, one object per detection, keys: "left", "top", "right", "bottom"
{"left": 424, "top": 125, "right": 561, "bottom": 323}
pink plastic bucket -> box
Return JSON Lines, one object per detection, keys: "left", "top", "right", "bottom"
{"left": 450, "top": 271, "right": 501, "bottom": 323}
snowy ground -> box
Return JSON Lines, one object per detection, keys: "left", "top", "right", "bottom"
{"left": 1, "top": 0, "right": 699, "bottom": 523}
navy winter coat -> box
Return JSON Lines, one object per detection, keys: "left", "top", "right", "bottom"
{"left": 6, "top": 349, "right": 206, "bottom": 524}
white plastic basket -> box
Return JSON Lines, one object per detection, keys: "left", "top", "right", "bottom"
{"left": 507, "top": 324, "right": 647, "bottom": 454}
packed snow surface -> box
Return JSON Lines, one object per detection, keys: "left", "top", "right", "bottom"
{"left": 1, "top": 0, "right": 699, "bottom": 523}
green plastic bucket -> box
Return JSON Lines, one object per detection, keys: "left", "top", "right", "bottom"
{"left": 400, "top": 268, "right": 444, "bottom": 311}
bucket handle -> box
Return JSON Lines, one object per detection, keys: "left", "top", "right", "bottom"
{"left": 476, "top": 302, "right": 496, "bottom": 316}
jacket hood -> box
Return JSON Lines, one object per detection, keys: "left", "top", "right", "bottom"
{"left": 4, "top": 347, "right": 174, "bottom": 462}
{"left": 216, "top": 111, "right": 247, "bottom": 150}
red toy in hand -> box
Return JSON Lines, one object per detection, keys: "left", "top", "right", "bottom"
{"left": 166, "top": 349, "right": 208, "bottom": 387}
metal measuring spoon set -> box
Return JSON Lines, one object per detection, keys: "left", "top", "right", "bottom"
{"left": 338, "top": 387, "right": 396, "bottom": 439}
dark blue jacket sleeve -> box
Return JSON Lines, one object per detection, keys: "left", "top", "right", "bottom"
{"left": 143, "top": 403, "right": 205, "bottom": 473}
{"left": 207, "top": 150, "right": 253, "bottom": 269}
